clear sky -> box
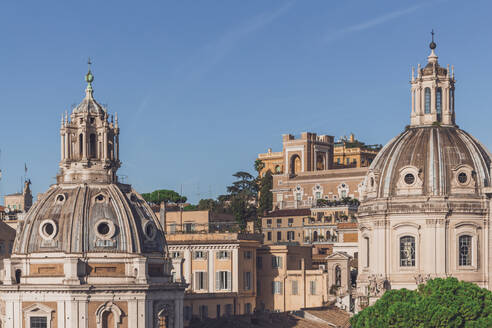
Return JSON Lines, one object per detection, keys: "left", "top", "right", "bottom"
{"left": 1, "top": 0, "right": 492, "bottom": 203}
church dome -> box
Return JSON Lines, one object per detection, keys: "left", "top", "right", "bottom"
{"left": 13, "top": 65, "right": 167, "bottom": 256}
{"left": 362, "top": 40, "right": 491, "bottom": 201}
{"left": 13, "top": 183, "right": 165, "bottom": 255}
{"left": 364, "top": 125, "right": 491, "bottom": 199}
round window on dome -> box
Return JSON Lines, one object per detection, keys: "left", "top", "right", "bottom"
{"left": 95, "top": 194, "right": 105, "bottom": 202}
{"left": 370, "top": 177, "right": 375, "bottom": 188}
{"left": 458, "top": 172, "right": 468, "bottom": 184}
{"left": 56, "top": 194, "right": 65, "bottom": 202}
{"left": 144, "top": 221, "right": 156, "bottom": 240}
{"left": 39, "top": 219, "right": 57, "bottom": 240}
{"left": 97, "top": 222, "right": 110, "bottom": 235}
{"left": 404, "top": 173, "right": 415, "bottom": 185}
{"left": 94, "top": 219, "right": 116, "bottom": 240}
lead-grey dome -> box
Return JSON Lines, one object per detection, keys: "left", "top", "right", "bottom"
{"left": 14, "top": 183, "right": 165, "bottom": 255}
{"left": 363, "top": 126, "right": 491, "bottom": 199}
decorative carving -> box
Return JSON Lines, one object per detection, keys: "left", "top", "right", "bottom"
{"left": 367, "top": 274, "right": 388, "bottom": 297}
{"left": 414, "top": 273, "right": 431, "bottom": 285}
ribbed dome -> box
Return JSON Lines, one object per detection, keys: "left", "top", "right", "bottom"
{"left": 363, "top": 126, "right": 491, "bottom": 199}
{"left": 73, "top": 91, "right": 106, "bottom": 115}
{"left": 13, "top": 183, "right": 166, "bottom": 255}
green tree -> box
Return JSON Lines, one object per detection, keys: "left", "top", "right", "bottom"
{"left": 351, "top": 277, "right": 492, "bottom": 328}
{"left": 141, "top": 189, "right": 187, "bottom": 205}
{"left": 254, "top": 159, "right": 265, "bottom": 175}
{"left": 222, "top": 171, "right": 258, "bottom": 230}
{"left": 257, "top": 170, "right": 273, "bottom": 216}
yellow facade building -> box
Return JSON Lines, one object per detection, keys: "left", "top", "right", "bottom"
{"left": 167, "top": 232, "right": 262, "bottom": 325}
{"left": 333, "top": 133, "right": 381, "bottom": 168}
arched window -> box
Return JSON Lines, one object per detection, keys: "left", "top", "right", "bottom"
{"left": 89, "top": 134, "right": 97, "bottom": 158}
{"left": 313, "top": 231, "right": 318, "bottom": 242}
{"left": 290, "top": 155, "right": 301, "bottom": 175}
{"left": 459, "top": 235, "right": 472, "bottom": 266}
{"left": 102, "top": 311, "right": 114, "bottom": 328}
{"left": 400, "top": 236, "right": 415, "bottom": 267}
{"left": 450, "top": 89, "right": 455, "bottom": 111}
{"left": 436, "top": 87, "right": 442, "bottom": 115}
{"left": 335, "top": 265, "right": 341, "bottom": 287}
{"left": 424, "top": 87, "right": 431, "bottom": 114}
{"left": 79, "top": 133, "right": 84, "bottom": 157}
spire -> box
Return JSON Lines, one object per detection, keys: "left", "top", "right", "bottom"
{"left": 85, "top": 57, "right": 94, "bottom": 98}
{"left": 428, "top": 30, "right": 438, "bottom": 63}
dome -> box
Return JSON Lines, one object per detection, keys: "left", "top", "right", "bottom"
{"left": 363, "top": 125, "right": 491, "bottom": 199}
{"left": 13, "top": 183, "right": 166, "bottom": 255}
{"left": 73, "top": 89, "right": 106, "bottom": 115}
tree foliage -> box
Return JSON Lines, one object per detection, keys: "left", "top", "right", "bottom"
{"left": 221, "top": 171, "right": 258, "bottom": 230}
{"left": 141, "top": 189, "right": 187, "bottom": 204}
{"left": 257, "top": 170, "right": 273, "bottom": 216}
{"left": 351, "top": 277, "right": 492, "bottom": 328}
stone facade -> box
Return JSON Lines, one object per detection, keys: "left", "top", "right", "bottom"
{"left": 356, "top": 41, "right": 492, "bottom": 311}
{"left": 0, "top": 67, "right": 185, "bottom": 327}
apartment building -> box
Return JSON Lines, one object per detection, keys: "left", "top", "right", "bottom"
{"left": 167, "top": 232, "right": 262, "bottom": 325}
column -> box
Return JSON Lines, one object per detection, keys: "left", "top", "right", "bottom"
{"left": 103, "top": 131, "right": 108, "bottom": 160}
{"left": 232, "top": 248, "right": 239, "bottom": 292}
{"left": 128, "top": 300, "right": 138, "bottom": 328}
{"left": 82, "top": 132, "right": 87, "bottom": 159}
{"left": 65, "top": 133, "right": 70, "bottom": 161}
{"left": 57, "top": 301, "right": 65, "bottom": 328}
{"left": 137, "top": 299, "right": 146, "bottom": 327}
{"left": 208, "top": 249, "right": 215, "bottom": 292}
{"left": 184, "top": 248, "right": 192, "bottom": 287}
{"left": 115, "top": 134, "right": 119, "bottom": 161}
{"left": 61, "top": 133, "right": 65, "bottom": 161}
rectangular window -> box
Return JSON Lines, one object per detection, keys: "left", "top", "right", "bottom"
{"left": 171, "top": 251, "right": 181, "bottom": 259}
{"left": 244, "top": 251, "right": 252, "bottom": 259}
{"left": 194, "top": 251, "right": 205, "bottom": 260}
{"left": 276, "top": 219, "right": 282, "bottom": 227}
{"left": 267, "top": 219, "right": 272, "bottom": 227}
{"left": 169, "top": 223, "right": 176, "bottom": 234}
{"left": 257, "top": 279, "right": 261, "bottom": 296}
{"left": 277, "top": 231, "right": 282, "bottom": 241}
{"left": 244, "top": 272, "right": 251, "bottom": 290}
{"left": 216, "top": 304, "right": 221, "bottom": 318}
{"left": 216, "top": 271, "right": 231, "bottom": 290}
{"left": 310, "top": 281, "right": 317, "bottom": 295}
{"left": 277, "top": 194, "right": 283, "bottom": 202}
{"left": 199, "top": 305, "right": 208, "bottom": 319}
{"left": 194, "top": 271, "right": 207, "bottom": 290}
{"left": 365, "top": 237, "right": 370, "bottom": 267}
{"left": 225, "top": 304, "right": 233, "bottom": 316}
{"left": 459, "top": 235, "right": 472, "bottom": 266}
{"left": 267, "top": 232, "right": 272, "bottom": 241}
{"left": 257, "top": 256, "right": 263, "bottom": 269}
{"left": 296, "top": 193, "right": 302, "bottom": 201}
{"left": 244, "top": 303, "right": 252, "bottom": 314}
{"left": 272, "top": 281, "right": 283, "bottom": 295}
{"left": 171, "top": 271, "right": 176, "bottom": 282}
{"left": 184, "top": 223, "right": 193, "bottom": 233}
{"left": 216, "top": 251, "right": 230, "bottom": 260}
{"left": 30, "top": 317, "right": 47, "bottom": 328}
{"left": 291, "top": 280, "right": 298, "bottom": 295}
{"left": 272, "top": 256, "right": 283, "bottom": 269}
{"left": 287, "top": 231, "right": 295, "bottom": 241}
{"left": 315, "top": 191, "right": 321, "bottom": 199}
{"left": 184, "top": 306, "right": 192, "bottom": 321}
{"left": 288, "top": 218, "right": 294, "bottom": 227}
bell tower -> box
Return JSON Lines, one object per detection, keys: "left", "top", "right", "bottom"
{"left": 58, "top": 61, "right": 121, "bottom": 184}
{"left": 410, "top": 31, "right": 456, "bottom": 127}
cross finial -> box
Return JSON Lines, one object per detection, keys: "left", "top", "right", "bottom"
{"left": 88, "top": 57, "right": 92, "bottom": 68}
{"left": 429, "top": 29, "right": 436, "bottom": 50}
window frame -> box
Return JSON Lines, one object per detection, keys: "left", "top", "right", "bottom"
{"left": 399, "top": 235, "right": 416, "bottom": 267}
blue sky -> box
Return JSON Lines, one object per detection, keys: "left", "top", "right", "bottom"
{"left": 1, "top": 0, "right": 492, "bottom": 203}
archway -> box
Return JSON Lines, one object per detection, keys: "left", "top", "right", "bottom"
{"left": 290, "top": 155, "right": 301, "bottom": 175}
{"left": 89, "top": 134, "right": 97, "bottom": 158}
{"left": 313, "top": 231, "right": 318, "bottom": 242}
